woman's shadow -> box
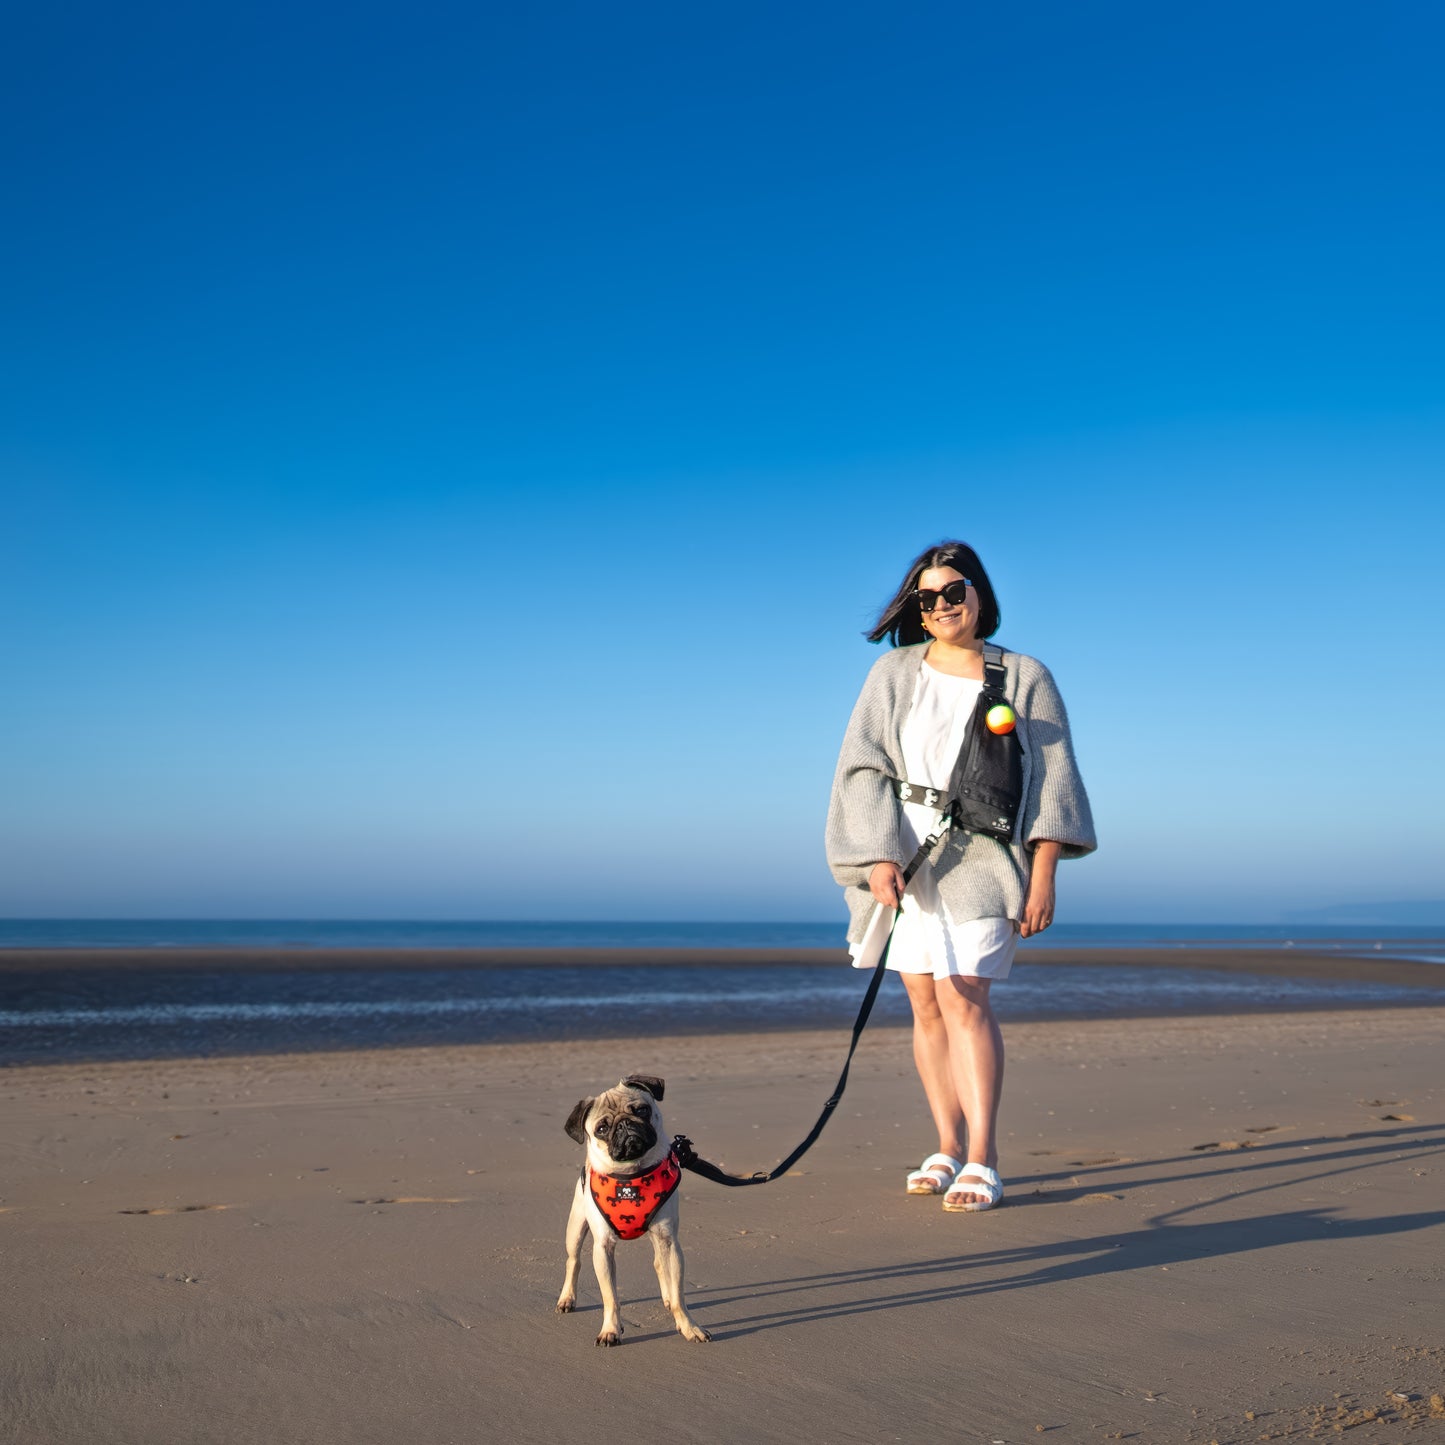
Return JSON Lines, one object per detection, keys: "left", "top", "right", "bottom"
{"left": 684, "top": 1120, "right": 1445, "bottom": 1340}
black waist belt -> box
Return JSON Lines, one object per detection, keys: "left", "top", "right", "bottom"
{"left": 890, "top": 778, "right": 952, "bottom": 811}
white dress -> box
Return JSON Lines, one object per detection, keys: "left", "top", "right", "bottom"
{"left": 848, "top": 659, "right": 1019, "bottom": 980}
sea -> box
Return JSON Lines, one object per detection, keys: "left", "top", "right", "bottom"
{"left": 2, "top": 920, "right": 1443, "bottom": 1064}
{"left": 4, "top": 918, "right": 1445, "bottom": 954}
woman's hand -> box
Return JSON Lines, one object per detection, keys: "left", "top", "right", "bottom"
{"left": 868, "top": 862, "right": 905, "bottom": 909}
{"left": 1020, "top": 840, "right": 1062, "bottom": 938}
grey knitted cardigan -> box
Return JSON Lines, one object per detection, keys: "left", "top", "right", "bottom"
{"left": 826, "top": 643, "right": 1096, "bottom": 943}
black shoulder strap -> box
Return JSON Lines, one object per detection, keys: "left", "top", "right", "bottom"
{"left": 981, "top": 644, "right": 1007, "bottom": 697}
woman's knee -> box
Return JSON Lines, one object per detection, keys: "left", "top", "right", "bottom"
{"left": 935, "top": 976, "right": 994, "bottom": 1019}
{"left": 902, "top": 974, "right": 945, "bottom": 1023}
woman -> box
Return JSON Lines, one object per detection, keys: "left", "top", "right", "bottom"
{"left": 825, "top": 540, "right": 1095, "bottom": 1211}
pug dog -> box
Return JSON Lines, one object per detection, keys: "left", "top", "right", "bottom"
{"left": 556, "top": 1073, "right": 711, "bottom": 1346}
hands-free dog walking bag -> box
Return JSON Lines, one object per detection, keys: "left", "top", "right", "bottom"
{"left": 947, "top": 643, "right": 1023, "bottom": 842}
{"left": 889, "top": 644, "right": 1023, "bottom": 845}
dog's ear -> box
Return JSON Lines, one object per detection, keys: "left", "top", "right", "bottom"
{"left": 564, "top": 1097, "right": 594, "bottom": 1144}
{"left": 622, "top": 1074, "right": 665, "bottom": 1102}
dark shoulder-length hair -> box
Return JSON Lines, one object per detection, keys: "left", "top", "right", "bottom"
{"left": 866, "top": 540, "right": 1001, "bottom": 647}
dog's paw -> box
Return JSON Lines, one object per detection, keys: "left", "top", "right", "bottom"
{"left": 555, "top": 1298, "right": 575, "bottom": 1313}
{"left": 595, "top": 1329, "right": 621, "bottom": 1347}
{"left": 681, "top": 1324, "right": 712, "bottom": 1343}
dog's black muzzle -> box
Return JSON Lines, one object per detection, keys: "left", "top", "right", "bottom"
{"left": 607, "top": 1119, "right": 658, "bottom": 1164}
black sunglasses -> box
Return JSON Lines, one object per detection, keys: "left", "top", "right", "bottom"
{"left": 913, "top": 579, "right": 973, "bottom": 612}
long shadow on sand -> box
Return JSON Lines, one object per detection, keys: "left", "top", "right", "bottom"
{"left": 680, "top": 1120, "right": 1445, "bottom": 1341}
{"left": 692, "top": 1206, "right": 1445, "bottom": 1340}
{"left": 1007, "top": 1121, "right": 1445, "bottom": 1208}
{"left": 1014, "top": 1121, "right": 1441, "bottom": 1187}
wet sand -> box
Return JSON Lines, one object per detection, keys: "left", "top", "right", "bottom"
{"left": 3, "top": 942, "right": 1444, "bottom": 991}
{"left": 5, "top": 946, "right": 1444, "bottom": 1065}
{"left": 2, "top": 1007, "right": 1443, "bottom": 1443}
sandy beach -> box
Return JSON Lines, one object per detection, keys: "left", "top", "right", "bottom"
{"left": 3, "top": 993, "right": 1443, "bottom": 1444}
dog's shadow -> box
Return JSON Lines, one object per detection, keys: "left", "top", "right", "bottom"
{"left": 560, "top": 1197, "right": 1443, "bottom": 1345}
{"left": 558, "top": 1123, "right": 1444, "bottom": 1344}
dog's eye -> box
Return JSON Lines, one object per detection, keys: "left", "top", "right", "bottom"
{"left": 630, "top": 1104, "right": 649, "bottom": 1116}
{"left": 596, "top": 1121, "right": 610, "bottom": 1137}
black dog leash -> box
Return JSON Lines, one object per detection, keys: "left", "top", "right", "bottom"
{"left": 671, "top": 820, "right": 948, "bottom": 1187}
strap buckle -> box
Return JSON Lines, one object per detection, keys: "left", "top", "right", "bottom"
{"left": 981, "top": 644, "right": 1008, "bottom": 694}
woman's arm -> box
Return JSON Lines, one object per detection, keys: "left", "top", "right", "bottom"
{"left": 1020, "top": 840, "right": 1061, "bottom": 937}
{"left": 1019, "top": 661, "right": 1096, "bottom": 859}
{"left": 825, "top": 661, "right": 906, "bottom": 889}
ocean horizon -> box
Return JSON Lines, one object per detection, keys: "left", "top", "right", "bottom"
{"left": 2, "top": 918, "right": 1444, "bottom": 953}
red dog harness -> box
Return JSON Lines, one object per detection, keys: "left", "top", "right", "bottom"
{"left": 587, "top": 1149, "right": 682, "bottom": 1240}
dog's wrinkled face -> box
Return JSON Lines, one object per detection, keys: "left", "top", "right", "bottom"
{"left": 565, "top": 1074, "right": 665, "bottom": 1167}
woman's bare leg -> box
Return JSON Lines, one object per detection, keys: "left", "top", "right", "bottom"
{"left": 900, "top": 972, "right": 966, "bottom": 1161}
{"left": 935, "top": 975, "right": 1004, "bottom": 1203}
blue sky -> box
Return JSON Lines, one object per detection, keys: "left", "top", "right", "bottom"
{"left": 3, "top": 2, "right": 1442, "bottom": 922}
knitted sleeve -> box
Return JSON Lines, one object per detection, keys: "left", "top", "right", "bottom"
{"left": 824, "top": 661, "right": 905, "bottom": 887}
{"left": 1018, "top": 659, "right": 1097, "bottom": 860}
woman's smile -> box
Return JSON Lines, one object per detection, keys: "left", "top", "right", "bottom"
{"left": 916, "top": 565, "right": 979, "bottom": 646}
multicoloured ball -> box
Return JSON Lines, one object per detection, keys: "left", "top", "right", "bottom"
{"left": 985, "top": 703, "right": 1016, "bottom": 735}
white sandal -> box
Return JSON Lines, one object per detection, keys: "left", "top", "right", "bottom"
{"left": 905, "top": 1153, "right": 963, "bottom": 1196}
{"left": 942, "top": 1164, "right": 1004, "bottom": 1212}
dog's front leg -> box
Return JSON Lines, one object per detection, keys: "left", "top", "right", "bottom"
{"left": 591, "top": 1232, "right": 623, "bottom": 1345}
{"left": 556, "top": 1180, "right": 588, "bottom": 1314}
{"left": 650, "top": 1221, "right": 711, "bottom": 1343}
